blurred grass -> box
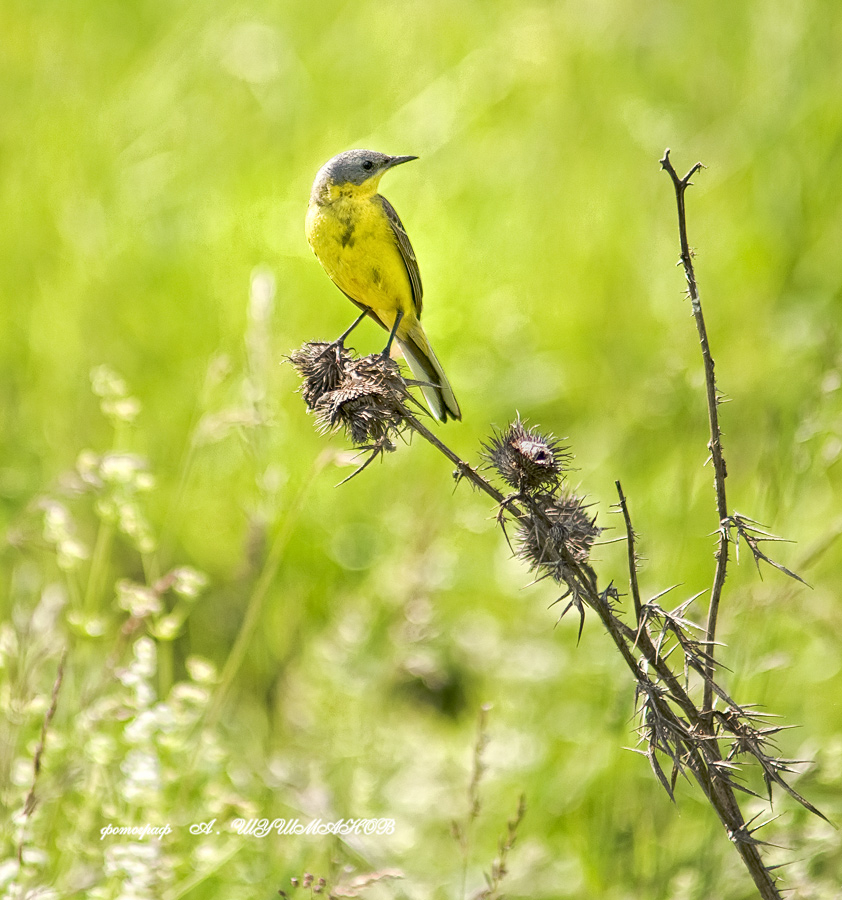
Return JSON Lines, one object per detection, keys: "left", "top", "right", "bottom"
{"left": 2, "top": 0, "right": 842, "bottom": 897}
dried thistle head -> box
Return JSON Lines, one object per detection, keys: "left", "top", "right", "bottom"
{"left": 483, "top": 418, "right": 570, "bottom": 493}
{"left": 517, "top": 493, "right": 600, "bottom": 582}
{"left": 315, "top": 379, "right": 403, "bottom": 445}
{"left": 288, "top": 342, "right": 348, "bottom": 408}
{"left": 302, "top": 349, "right": 410, "bottom": 446}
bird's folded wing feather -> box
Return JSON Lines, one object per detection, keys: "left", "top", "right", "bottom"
{"left": 378, "top": 194, "right": 423, "bottom": 316}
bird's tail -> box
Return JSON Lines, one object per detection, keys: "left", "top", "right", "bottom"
{"left": 397, "top": 321, "right": 461, "bottom": 423}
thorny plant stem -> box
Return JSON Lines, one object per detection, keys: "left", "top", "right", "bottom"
{"left": 615, "top": 481, "right": 642, "bottom": 623}
{"left": 406, "top": 391, "right": 780, "bottom": 898}
{"left": 659, "top": 152, "right": 787, "bottom": 897}
{"left": 405, "top": 417, "right": 780, "bottom": 898}
{"left": 615, "top": 482, "right": 781, "bottom": 899}
{"left": 660, "top": 149, "right": 729, "bottom": 715}
{"left": 403, "top": 412, "right": 507, "bottom": 504}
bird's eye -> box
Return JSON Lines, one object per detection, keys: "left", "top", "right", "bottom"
{"left": 362, "top": 160, "right": 374, "bottom": 171}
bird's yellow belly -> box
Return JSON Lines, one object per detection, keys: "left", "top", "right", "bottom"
{"left": 306, "top": 198, "right": 414, "bottom": 333}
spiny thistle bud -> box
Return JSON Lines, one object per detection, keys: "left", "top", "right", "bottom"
{"left": 517, "top": 493, "right": 600, "bottom": 582}
{"left": 483, "top": 418, "right": 570, "bottom": 493}
{"left": 290, "top": 342, "right": 410, "bottom": 446}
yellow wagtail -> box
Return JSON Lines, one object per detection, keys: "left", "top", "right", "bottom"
{"left": 305, "top": 149, "right": 461, "bottom": 422}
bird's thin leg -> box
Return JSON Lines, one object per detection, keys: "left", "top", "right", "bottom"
{"left": 316, "top": 309, "right": 369, "bottom": 360}
{"left": 334, "top": 309, "right": 369, "bottom": 346}
{"left": 382, "top": 310, "right": 404, "bottom": 358}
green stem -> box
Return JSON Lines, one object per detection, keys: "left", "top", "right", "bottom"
{"left": 83, "top": 519, "right": 114, "bottom": 614}
{"left": 204, "top": 451, "right": 331, "bottom": 728}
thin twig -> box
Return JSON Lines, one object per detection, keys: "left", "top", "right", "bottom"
{"left": 660, "top": 149, "right": 728, "bottom": 714}
{"left": 18, "top": 648, "right": 68, "bottom": 867}
{"left": 403, "top": 412, "right": 507, "bottom": 504}
{"left": 615, "top": 480, "right": 642, "bottom": 623}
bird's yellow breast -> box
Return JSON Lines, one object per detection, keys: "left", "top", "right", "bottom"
{"left": 305, "top": 190, "right": 414, "bottom": 332}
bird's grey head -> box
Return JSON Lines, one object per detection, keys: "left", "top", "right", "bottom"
{"left": 311, "top": 149, "right": 417, "bottom": 198}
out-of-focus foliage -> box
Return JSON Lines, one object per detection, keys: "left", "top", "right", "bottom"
{"left": 1, "top": 0, "right": 841, "bottom": 897}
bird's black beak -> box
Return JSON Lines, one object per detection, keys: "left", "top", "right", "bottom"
{"left": 384, "top": 155, "right": 418, "bottom": 169}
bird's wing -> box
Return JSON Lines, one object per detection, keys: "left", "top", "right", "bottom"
{"left": 378, "top": 194, "right": 423, "bottom": 317}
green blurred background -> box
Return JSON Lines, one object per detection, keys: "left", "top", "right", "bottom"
{"left": 2, "top": 0, "right": 841, "bottom": 897}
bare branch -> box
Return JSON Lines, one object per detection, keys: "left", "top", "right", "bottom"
{"left": 615, "top": 480, "right": 642, "bottom": 623}
{"left": 661, "top": 148, "right": 729, "bottom": 714}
